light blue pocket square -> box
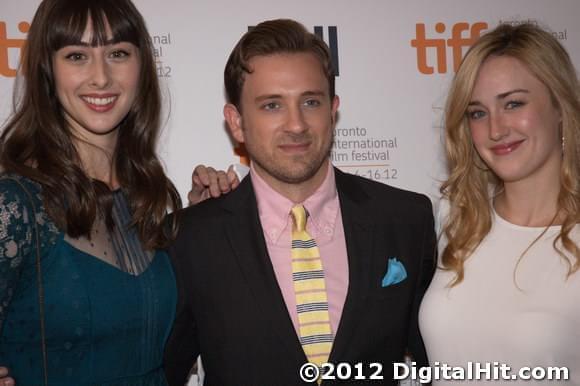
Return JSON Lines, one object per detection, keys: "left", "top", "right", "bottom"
{"left": 381, "top": 258, "right": 407, "bottom": 287}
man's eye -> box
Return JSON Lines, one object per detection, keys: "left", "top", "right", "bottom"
{"left": 263, "top": 102, "right": 280, "bottom": 110}
{"left": 304, "top": 99, "right": 321, "bottom": 107}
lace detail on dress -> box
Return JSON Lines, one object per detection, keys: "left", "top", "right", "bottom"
{"left": 0, "top": 174, "right": 59, "bottom": 329}
{"left": 64, "top": 190, "right": 154, "bottom": 275}
{"left": 0, "top": 174, "right": 174, "bottom": 385}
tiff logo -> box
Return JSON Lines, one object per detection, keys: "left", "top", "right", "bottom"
{"left": 0, "top": 21, "right": 30, "bottom": 78}
{"left": 248, "top": 25, "right": 339, "bottom": 76}
{"left": 411, "top": 22, "right": 488, "bottom": 74}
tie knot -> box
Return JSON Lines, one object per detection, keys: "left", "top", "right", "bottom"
{"left": 291, "top": 205, "right": 308, "bottom": 232}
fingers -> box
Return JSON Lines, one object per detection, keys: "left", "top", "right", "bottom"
{"left": 188, "top": 179, "right": 210, "bottom": 205}
{"left": 188, "top": 165, "right": 209, "bottom": 205}
{"left": 187, "top": 165, "right": 228, "bottom": 205}
{"left": 193, "top": 165, "right": 224, "bottom": 197}
{"left": 205, "top": 167, "right": 224, "bottom": 198}
{"left": 191, "top": 164, "right": 210, "bottom": 194}
{"left": 0, "top": 367, "right": 14, "bottom": 386}
{"left": 217, "top": 170, "right": 232, "bottom": 193}
{"left": 227, "top": 165, "right": 241, "bottom": 190}
{"left": 188, "top": 164, "right": 242, "bottom": 206}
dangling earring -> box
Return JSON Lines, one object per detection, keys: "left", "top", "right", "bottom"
{"left": 559, "top": 121, "right": 565, "bottom": 156}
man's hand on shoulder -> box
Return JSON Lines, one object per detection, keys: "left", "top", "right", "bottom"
{"left": 188, "top": 164, "right": 240, "bottom": 206}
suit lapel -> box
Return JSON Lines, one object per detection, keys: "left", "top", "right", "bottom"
{"left": 222, "top": 177, "right": 306, "bottom": 360}
{"left": 329, "top": 169, "right": 375, "bottom": 362}
{"left": 219, "top": 170, "right": 378, "bottom": 364}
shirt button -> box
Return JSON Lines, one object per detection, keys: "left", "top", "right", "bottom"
{"left": 324, "top": 227, "right": 332, "bottom": 235}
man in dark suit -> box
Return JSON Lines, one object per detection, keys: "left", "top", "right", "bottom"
{"left": 164, "top": 18, "right": 436, "bottom": 386}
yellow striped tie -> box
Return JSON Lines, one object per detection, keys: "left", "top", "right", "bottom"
{"left": 291, "top": 205, "right": 333, "bottom": 373}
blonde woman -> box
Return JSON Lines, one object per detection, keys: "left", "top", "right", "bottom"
{"left": 420, "top": 23, "right": 580, "bottom": 384}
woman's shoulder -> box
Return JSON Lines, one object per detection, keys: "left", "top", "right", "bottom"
{"left": 0, "top": 172, "right": 42, "bottom": 196}
{"left": 0, "top": 172, "right": 44, "bottom": 215}
{"left": 0, "top": 172, "right": 60, "bottom": 246}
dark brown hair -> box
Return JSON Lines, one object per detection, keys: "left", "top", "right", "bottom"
{"left": 224, "top": 18, "right": 335, "bottom": 109}
{"left": 0, "top": 0, "right": 181, "bottom": 249}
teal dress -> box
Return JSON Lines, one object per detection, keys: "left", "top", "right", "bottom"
{"left": 0, "top": 174, "right": 177, "bottom": 386}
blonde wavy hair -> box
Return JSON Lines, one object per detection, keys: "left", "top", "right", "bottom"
{"left": 441, "top": 22, "right": 580, "bottom": 285}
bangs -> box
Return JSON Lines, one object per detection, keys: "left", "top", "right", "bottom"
{"left": 47, "top": 0, "right": 141, "bottom": 51}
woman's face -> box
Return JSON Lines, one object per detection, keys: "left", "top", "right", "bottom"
{"left": 467, "top": 55, "right": 562, "bottom": 186}
{"left": 51, "top": 19, "right": 140, "bottom": 146}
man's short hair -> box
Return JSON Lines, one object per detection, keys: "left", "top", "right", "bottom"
{"left": 224, "top": 18, "right": 335, "bottom": 109}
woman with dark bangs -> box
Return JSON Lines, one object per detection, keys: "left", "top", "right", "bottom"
{"left": 0, "top": 0, "right": 183, "bottom": 384}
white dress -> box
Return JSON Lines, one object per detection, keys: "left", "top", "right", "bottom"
{"left": 419, "top": 204, "right": 580, "bottom": 385}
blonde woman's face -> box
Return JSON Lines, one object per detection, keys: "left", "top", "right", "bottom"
{"left": 466, "top": 55, "right": 562, "bottom": 186}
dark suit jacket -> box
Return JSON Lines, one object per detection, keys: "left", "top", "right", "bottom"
{"left": 164, "top": 168, "right": 436, "bottom": 385}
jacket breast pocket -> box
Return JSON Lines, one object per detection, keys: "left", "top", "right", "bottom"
{"left": 369, "top": 279, "right": 410, "bottom": 301}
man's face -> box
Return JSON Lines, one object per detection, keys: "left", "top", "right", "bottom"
{"left": 225, "top": 52, "right": 339, "bottom": 191}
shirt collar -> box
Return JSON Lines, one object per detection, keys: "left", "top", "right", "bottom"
{"left": 250, "top": 162, "right": 339, "bottom": 243}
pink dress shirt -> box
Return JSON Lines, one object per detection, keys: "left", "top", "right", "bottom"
{"left": 250, "top": 163, "right": 349, "bottom": 336}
